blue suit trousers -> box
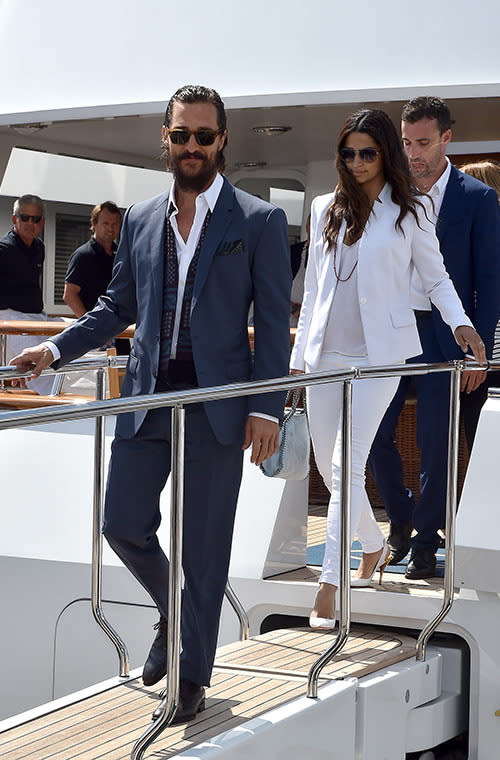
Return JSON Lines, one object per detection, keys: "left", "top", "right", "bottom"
{"left": 367, "top": 315, "right": 451, "bottom": 554}
{"left": 102, "top": 401, "right": 244, "bottom": 687}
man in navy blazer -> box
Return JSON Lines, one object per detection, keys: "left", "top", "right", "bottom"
{"left": 12, "top": 85, "right": 291, "bottom": 721}
{"left": 368, "top": 96, "right": 500, "bottom": 579}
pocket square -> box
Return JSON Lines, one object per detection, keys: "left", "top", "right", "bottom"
{"left": 216, "top": 239, "right": 244, "bottom": 256}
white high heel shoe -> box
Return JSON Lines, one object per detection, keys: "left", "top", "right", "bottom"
{"left": 309, "top": 614, "right": 336, "bottom": 631}
{"left": 351, "top": 540, "right": 391, "bottom": 587}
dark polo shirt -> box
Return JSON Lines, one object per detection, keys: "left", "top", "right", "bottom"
{"left": 0, "top": 228, "right": 45, "bottom": 313}
{"left": 65, "top": 236, "right": 117, "bottom": 311}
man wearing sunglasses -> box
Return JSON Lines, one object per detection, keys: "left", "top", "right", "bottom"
{"left": 0, "top": 194, "right": 53, "bottom": 394}
{"left": 11, "top": 85, "right": 291, "bottom": 722}
{"left": 368, "top": 96, "right": 500, "bottom": 579}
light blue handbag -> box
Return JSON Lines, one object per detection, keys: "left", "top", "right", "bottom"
{"left": 260, "top": 390, "right": 310, "bottom": 480}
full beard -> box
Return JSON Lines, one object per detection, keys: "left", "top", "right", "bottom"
{"left": 170, "top": 150, "right": 219, "bottom": 193}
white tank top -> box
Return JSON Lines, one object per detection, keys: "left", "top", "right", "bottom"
{"left": 322, "top": 238, "right": 367, "bottom": 357}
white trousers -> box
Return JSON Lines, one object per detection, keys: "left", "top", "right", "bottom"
{"left": 306, "top": 353, "right": 400, "bottom": 586}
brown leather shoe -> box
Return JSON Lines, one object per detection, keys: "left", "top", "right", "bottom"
{"left": 152, "top": 678, "right": 206, "bottom": 722}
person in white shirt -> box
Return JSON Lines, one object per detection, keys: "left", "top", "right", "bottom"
{"left": 290, "top": 108, "right": 485, "bottom": 630}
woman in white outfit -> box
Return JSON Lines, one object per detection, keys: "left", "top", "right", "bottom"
{"left": 290, "top": 109, "right": 485, "bottom": 629}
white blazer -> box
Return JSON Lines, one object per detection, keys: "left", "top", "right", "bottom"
{"left": 290, "top": 184, "right": 472, "bottom": 371}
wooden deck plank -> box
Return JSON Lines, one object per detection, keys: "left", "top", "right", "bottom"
{"left": 215, "top": 628, "right": 414, "bottom": 679}
{"left": 271, "top": 564, "right": 447, "bottom": 596}
{"left": 1, "top": 628, "right": 415, "bottom": 760}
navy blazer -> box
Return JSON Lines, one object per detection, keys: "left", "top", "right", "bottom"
{"left": 431, "top": 165, "right": 500, "bottom": 359}
{"left": 52, "top": 178, "right": 292, "bottom": 444}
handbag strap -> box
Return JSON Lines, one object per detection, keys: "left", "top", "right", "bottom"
{"left": 282, "top": 388, "right": 306, "bottom": 426}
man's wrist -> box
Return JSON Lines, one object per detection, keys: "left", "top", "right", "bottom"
{"left": 249, "top": 412, "right": 279, "bottom": 424}
{"left": 42, "top": 340, "right": 59, "bottom": 362}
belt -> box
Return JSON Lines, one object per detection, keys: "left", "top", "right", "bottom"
{"left": 156, "top": 359, "right": 198, "bottom": 392}
{"left": 413, "top": 309, "right": 432, "bottom": 318}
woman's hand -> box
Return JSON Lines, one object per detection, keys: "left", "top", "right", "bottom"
{"left": 290, "top": 368, "right": 304, "bottom": 375}
{"left": 454, "top": 325, "right": 488, "bottom": 392}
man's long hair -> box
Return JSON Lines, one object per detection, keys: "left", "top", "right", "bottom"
{"left": 323, "top": 109, "right": 425, "bottom": 249}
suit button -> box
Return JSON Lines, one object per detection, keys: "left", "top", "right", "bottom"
{"left": 359, "top": 297, "right": 367, "bottom": 305}
{"left": 153, "top": 369, "right": 157, "bottom": 378}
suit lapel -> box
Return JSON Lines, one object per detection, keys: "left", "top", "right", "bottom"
{"left": 436, "top": 165, "right": 463, "bottom": 243}
{"left": 192, "top": 177, "right": 234, "bottom": 307}
{"left": 148, "top": 193, "right": 169, "bottom": 318}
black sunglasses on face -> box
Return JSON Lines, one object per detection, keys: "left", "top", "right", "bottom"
{"left": 167, "top": 128, "right": 222, "bottom": 146}
{"left": 18, "top": 213, "right": 43, "bottom": 223}
{"left": 340, "top": 147, "right": 380, "bottom": 164}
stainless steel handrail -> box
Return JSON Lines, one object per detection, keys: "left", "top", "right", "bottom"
{"left": 91, "top": 367, "right": 130, "bottom": 678}
{"left": 225, "top": 580, "right": 250, "bottom": 641}
{"left": 1, "top": 357, "right": 497, "bottom": 760}
{"left": 307, "top": 378, "right": 352, "bottom": 697}
{"left": 416, "top": 365, "right": 461, "bottom": 660}
{"left": 131, "top": 405, "right": 186, "bottom": 758}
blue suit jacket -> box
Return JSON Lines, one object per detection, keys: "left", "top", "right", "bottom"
{"left": 430, "top": 164, "right": 500, "bottom": 359}
{"left": 52, "top": 178, "right": 292, "bottom": 444}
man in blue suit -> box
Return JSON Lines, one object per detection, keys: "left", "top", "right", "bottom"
{"left": 368, "top": 96, "right": 500, "bottom": 579}
{"left": 12, "top": 85, "right": 291, "bottom": 720}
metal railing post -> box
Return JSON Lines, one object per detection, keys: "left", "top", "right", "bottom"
{"left": 307, "top": 378, "right": 352, "bottom": 698}
{"left": 225, "top": 580, "right": 250, "bottom": 641}
{"left": 416, "top": 364, "right": 462, "bottom": 660}
{"left": 131, "top": 404, "right": 185, "bottom": 760}
{"left": 49, "top": 372, "right": 66, "bottom": 396}
{"left": 91, "top": 367, "right": 129, "bottom": 677}
{"left": 0, "top": 334, "right": 6, "bottom": 388}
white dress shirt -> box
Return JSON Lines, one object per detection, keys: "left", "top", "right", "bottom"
{"left": 167, "top": 172, "right": 223, "bottom": 358}
{"left": 411, "top": 158, "right": 452, "bottom": 310}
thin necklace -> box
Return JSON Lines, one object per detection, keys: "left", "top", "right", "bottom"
{"left": 333, "top": 242, "right": 358, "bottom": 282}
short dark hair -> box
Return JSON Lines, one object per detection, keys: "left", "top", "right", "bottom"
{"left": 163, "top": 84, "right": 228, "bottom": 172}
{"left": 401, "top": 96, "right": 455, "bottom": 134}
{"left": 90, "top": 201, "right": 121, "bottom": 229}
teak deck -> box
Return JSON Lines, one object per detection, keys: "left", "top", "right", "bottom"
{"left": 0, "top": 627, "right": 415, "bottom": 760}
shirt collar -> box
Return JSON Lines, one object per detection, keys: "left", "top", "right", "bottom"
{"left": 91, "top": 235, "right": 117, "bottom": 255}
{"left": 428, "top": 157, "right": 451, "bottom": 197}
{"left": 167, "top": 172, "right": 224, "bottom": 217}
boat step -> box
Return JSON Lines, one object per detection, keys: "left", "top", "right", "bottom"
{"left": 0, "top": 627, "right": 416, "bottom": 760}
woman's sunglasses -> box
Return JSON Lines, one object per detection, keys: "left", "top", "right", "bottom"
{"left": 339, "top": 147, "right": 380, "bottom": 164}
{"left": 167, "top": 128, "right": 222, "bottom": 147}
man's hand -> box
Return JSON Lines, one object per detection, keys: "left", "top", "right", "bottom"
{"left": 242, "top": 416, "right": 280, "bottom": 466}
{"left": 9, "top": 345, "right": 55, "bottom": 387}
{"left": 453, "top": 325, "right": 488, "bottom": 393}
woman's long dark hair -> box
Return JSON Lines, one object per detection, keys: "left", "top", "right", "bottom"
{"left": 324, "top": 108, "right": 424, "bottom": 248}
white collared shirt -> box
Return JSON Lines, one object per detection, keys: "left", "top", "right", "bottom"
{"left": 411, "top": 158, "right": 452, "bottom": 310}
{"left": 167, "top": 172, "right": 223, "bottom": 358}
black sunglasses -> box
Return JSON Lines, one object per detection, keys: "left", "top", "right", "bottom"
{"left": 168, "top": 128, "right": 222, "bottom": 146}
{"left": 18, "top": 213, "right": 43, "bottom": 223}
{"left": 339, "top": 147, "right": 380, "bottom": 164}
